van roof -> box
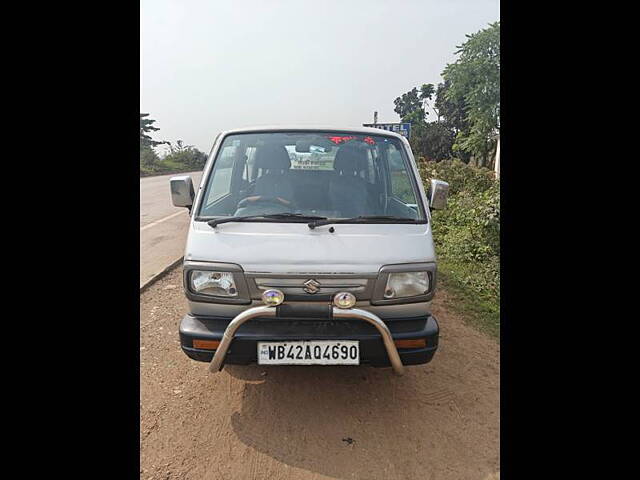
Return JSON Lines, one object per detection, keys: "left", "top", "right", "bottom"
{"left": 219, "top": 125, "right": 406, "bottom": 140}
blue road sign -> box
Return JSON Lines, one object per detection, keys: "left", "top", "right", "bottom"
{"left": 362, "top": 122, "right": 411, "bottom": 139}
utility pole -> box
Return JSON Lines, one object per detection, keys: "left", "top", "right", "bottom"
{"left": 373, "top": 111, "right": 378, "bottom": 125}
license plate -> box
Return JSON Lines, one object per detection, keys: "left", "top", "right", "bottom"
{"left": 257, "top": 340, "right": 359, "bottom": 365}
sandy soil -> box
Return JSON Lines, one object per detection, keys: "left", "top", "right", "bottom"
{"left": 140, "top": 268, "right": 500, "bottom": 480}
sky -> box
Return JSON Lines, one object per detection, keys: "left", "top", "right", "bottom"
{"left": 141, "top": 0, "right": 499, "bottom": 154}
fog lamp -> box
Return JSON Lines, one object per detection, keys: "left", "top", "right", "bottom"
{"left": 262, "top": 289, "right": 284, "bottom": 306}
{"left": 333, "top": 292, "right": 356, "bottom": 309}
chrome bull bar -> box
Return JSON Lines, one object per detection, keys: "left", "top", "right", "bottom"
{"left": 208, "top": 305, "right": 405, "bottom": 375}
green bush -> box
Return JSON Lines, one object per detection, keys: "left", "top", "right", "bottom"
{"left": 420, "top": 158, "right": 500, "bottom": 336}
{"left": 163, "top": 149, "right": 207, "bottom": 170}
{"left": 140, "top": 145, "right": 160, "bottom": 168}
{"left": 140, "top": 143, "right": 207, "bottom": 176}
{"left": 420, "top": 157, "right": 495, "bottom": 195}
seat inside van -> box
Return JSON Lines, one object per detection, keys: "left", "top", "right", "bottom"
{"left": 328, "top": 144, "right": 369, "bottom": 217}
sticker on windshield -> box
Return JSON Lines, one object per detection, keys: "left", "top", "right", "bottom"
{"left": 327, "top": 135, "right": 356, "bottom": 144}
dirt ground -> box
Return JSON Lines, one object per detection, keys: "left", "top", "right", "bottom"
{"left": 140, "top": 268, "right": 500, "bottom": 480}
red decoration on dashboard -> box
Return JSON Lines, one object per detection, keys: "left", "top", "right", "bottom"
{"left": 363, "top": 136, "right": 375, "bottom": 145}
{"left": 327, "top": 135, "right": 356, "bottom": 144}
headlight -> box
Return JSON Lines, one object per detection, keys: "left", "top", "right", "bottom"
{"left": 372, "top": 263, "right": 436, "bottom": 305}
{"left": 190, "top": 270, "right": 238, "bottom": 297}
{"left": 383, "top": 272, "right": 430, "bottom": 299}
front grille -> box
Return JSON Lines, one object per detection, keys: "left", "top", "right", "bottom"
{"left": 246, "top": 274, "right": 376, "bottom": 301}
{"left": 255, "top": 277, "right": 368, "bottom": 295}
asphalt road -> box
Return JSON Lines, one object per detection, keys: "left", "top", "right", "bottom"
{"left": 140, "top": 171, "right": 203, "bottom": 286}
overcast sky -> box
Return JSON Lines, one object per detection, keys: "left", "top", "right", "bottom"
{"left": 141, "top": 0, "right": 499, "bottom": 154}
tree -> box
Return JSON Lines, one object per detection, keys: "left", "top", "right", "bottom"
{"left": 393, "top": 84, "right": 440, "bottom": 158}
{"left": 164, "top": 140, "right": 208, "bottom": 169}
{"left": 441, "top": 22, "right": 500, "bottom": 167}
{"left": 140, "top": 113, "right": 168, "bottom": 148}
{"left": 435, "top": 81, "right": 468, "bottom": 135}
{"left": 393, "top": 83, "right": 456, "bottom": 161}
{"left": 140, "top": 144, "right": 160, "bottom": 168}
{"left": 419, "top": 83, "right": 437, "bottom": 119}
{"left": 393, "top": 87, "right": 423, "bottom": 123}
{"left": 432, "top": 81, "right": 471, "bottom": 163}
{"left": 393, "top": 84, "right": 436, "bottom": 124}
{"left": 168, "top": 139, "right": 191, "bottom": 153}
{"left": 414, "top": 122, "right": 455, "bottom": 162}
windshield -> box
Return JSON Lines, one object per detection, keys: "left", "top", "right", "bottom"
{"left": 196, "top": 131, "right": 425, "bottom": 221}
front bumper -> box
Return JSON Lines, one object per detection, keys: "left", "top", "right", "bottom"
{"left": 179, "top": 308, "right": 439, "bottom": 372}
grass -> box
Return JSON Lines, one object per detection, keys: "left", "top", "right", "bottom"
{"left": 436, "top": 258, "right": 500, "bottom": 339}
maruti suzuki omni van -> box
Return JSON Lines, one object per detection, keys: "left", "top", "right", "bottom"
{"left": 170, "top": 126, "right": 449, "bottom": 375}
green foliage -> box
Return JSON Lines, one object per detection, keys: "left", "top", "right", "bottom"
{"left": 441, "top": 22, "right": 500, "bottom": 165}
{"left": 163, "top": 140, "right": 208, "bottom": 170}
{"left": 434, "top": 81, "right": 472, "bottom": 163}
{"left": 421, "top": 158, "right": 495, "bottom": 196}
{"left": 420, "top": 159, "right": 500, "bottom": 336}
{"left": 432, "top": 183, "right": 500, "bottom": 266}
{"left": 437, "top": 259, "right": 500, "bottom": 338}
{"left": 419, "top": 83, "right": 436, "bottom": 104}
{"left": 140, "top": 144, "right": 207, "bottom": 176}
{"left": 412, "top": 122, "right": 455, "bottom": 162}
{"left": 393, "top": 83, "right": 435, "bottom": 123}
{"left": 139, "top": 114, "right": 207, "bottom": 176}
{"left": 393, "top": 87, "right": 423, "bottom": 122}
{"left": 392, "top": 22, "right": 499, "bottom": 165}
{"left": 394, "top": 83, "right": 458, "bottom": 162}
{"left": 140, "top": 113, "right": 168, "bottom": 148}
{"left": 434, "top": 80, "right": 468, "bottom": 134}
{"left": 140, "top": 145, "right": 160, "bottom": 168}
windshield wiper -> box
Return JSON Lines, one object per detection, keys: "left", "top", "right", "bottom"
{"left": 307, "top": 215, "right": 421, "bottom": 229}
{"left": 208, "top": 213, "right": 327, "bottom": 228}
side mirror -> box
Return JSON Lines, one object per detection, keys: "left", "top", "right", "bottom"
{"left": 429, "top": 179, "right": 449, "bottom": 210}
{"left": 170, "top": 175, "right": 194, "bottom": 209}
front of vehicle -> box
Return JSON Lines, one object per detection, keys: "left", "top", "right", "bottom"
{"left": 172, "top": 127, "right": 448, "bottom": 374}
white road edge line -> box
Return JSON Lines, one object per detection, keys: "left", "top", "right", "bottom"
{"left": 140, "top": 210, "right": 187, "bottom": 232}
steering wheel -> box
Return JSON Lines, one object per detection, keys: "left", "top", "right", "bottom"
{"left": 237, "top": 195, "right": 294, "bottom": 209}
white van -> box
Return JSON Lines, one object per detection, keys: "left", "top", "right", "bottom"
{"left": 170, "top": 126, "right": 449, "bottom": 375}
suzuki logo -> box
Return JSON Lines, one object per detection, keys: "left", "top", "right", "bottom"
{"left": 303, "top": 279, "right": 321, "bottom": 294}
